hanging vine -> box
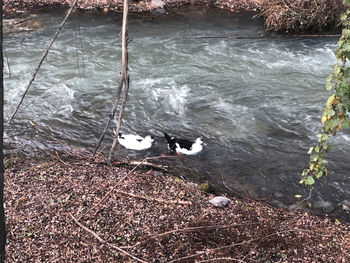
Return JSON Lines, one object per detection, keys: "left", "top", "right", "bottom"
{"left": 301, "top": 1, "right": 350, "bottom": 186}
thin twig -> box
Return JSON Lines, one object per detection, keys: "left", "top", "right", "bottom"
{"left": 197, "top": 258, "right": 246, "bottom": 263}
{"left": 74, "top": 15, "right": 80, "bottom": 74}
{"left": 4, "top": 49, "right": 11, "bottom": 78}
{"left": 76, "top": 13, "right": 85, "bottom": 76}
{"left": 150, "top": 222, "right": 260, "bottom": 239}
{"left": 70, "top": 213, "right": 148, "bottom": 263}
{"left": 7, "top": 0, "right": 79, "bottom": 123}
{"left": 115, "top": 189, "right": 192, "bottom": 205}
{"left": 112, "top": 160, "right": 168, "bottom": 171}
{"left": 55, "top": 151, "right": 71, "bottom": 166}
{"left": 168, "top": 240, "right": 252, "bottom": 263}
{"left": 169, "top": 227, "right": 331, "bottom": 263}
{"left": 92, "top": 73, "right": 124, "bottom": 156}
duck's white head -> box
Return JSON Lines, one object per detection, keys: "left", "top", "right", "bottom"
{"left": 195, "top": 138, "right": 204, "bottom": 145}
{"left": 145, "top": 135, "right": 155, "bottom": 143}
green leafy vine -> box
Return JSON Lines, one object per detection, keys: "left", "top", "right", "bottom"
{"left": 301, "top": 2, "right": 350, "bottom": 187}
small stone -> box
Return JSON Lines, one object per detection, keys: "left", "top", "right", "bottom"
{"left": 209, "top": 196, "right": 230, "bottom": 208}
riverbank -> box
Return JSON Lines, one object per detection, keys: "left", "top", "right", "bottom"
{"left": 4, "top": 0, "right": 262, "bottom": 13}
{"left": 4, "top": 152, "right": 350, "bottom": 262}
{"left": 3, "top": 0, "right": 345, "bottom": 33}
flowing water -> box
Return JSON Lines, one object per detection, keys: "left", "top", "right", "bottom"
{"left": 4, "top": 7, "right": 350, "bottom": 221}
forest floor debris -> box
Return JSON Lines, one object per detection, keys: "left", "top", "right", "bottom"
{"left": 4, "top": 153, "right": 350, "bottom": 262}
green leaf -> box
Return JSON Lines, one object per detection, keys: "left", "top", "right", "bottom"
{"left": 328, "top": 119, "right": 340, "bottom": 129}
{"left": 343, "top": 42, "right": 350, "bottom": 52}
{"left": 306, "top": 176, "right": 315, "bottom": 185}
{"left": 307, "top": 147, "right": 313, "bottom": 155}
{"left": 334, "top": 64, "right": 341, "bottom": 76}
{"left": 342, "top": 29, "right": 350, "bottom": 38}
{"left": 302, "top": 169, "right": 309, "bottom": 176}
{"left": 310, "top": 154, "right": 318, "bottom": 162}
{"left": 319, "top": 134, "right": 329, "bottom": 142}
{"left": 315, "top": 171, "right": 324, "bottom": 179}
{"left": 326, "top": 74, "right": 333, "bottom": 82}
{"left": 344, "top": 68, "right": 350, "bottom": 78}
{"left": 326, "top": 95, "right": 335, "bottom": 108}
{"left": 320, "top": 159, "right": 328, "bottom": 164}
{"left": 294, "top": 194, "right": 302, "bottom": 198}
{"left": 326, "top": 82, "right": 333, "bottom": 90}
{"left": 341, "top": 13, "right": 347, "bottom": 22}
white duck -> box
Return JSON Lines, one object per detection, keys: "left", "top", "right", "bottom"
{"left": 117, "top": 132, "right": 154, "bottom": 150}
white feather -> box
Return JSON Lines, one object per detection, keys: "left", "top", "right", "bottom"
{"left": 175, "top": 138, "right": 204, "bottom": 155}
{"left": 118, "top": 134, "right": 154, "bottom": 150}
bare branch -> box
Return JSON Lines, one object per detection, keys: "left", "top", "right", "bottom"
{"left": 7, "top": 0, "right": 80, "bottom": 123}
{"left": 107, "top": 0, "right": 130, "bottom": 164}
{"left": 70, "top": 213, "right": 148, "bottom": 263}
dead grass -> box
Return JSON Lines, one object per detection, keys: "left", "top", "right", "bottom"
{"left": 260, "top": 0, "right": 345, "bottom": 33}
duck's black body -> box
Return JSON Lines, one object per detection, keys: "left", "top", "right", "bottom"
{"left": 164, "top": 132, "right": 193, "bottom": 151}
{"left": 164, "top": 132, "right": 177, "bottom": 151}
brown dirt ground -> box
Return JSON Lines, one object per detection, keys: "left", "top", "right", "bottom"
{"left": 4, "top": 152, "right": 350, "bottom": 262}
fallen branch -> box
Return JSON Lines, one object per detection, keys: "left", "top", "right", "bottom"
{"left": 197, "top": 258, "right": 246, "bottom": 263}
{"left": 169, "top": 227, "right": 331, "bottom": 263}
{"left": 7, "top": 0, "right": 80, "bottom": 123}
{"left": 168, "top": 239, "right": 252, "bottom": 263}
{"left": 70, "top": 213, "right": 148, "bottom": 263}
{"left": 150, "top": 222, "right": 260, "bottom": 239}
{"left": 115, "top": 189, "right": 192, "bottom": 205}
{"left": 111, "top": 160, "right": 168, "bottom": 171}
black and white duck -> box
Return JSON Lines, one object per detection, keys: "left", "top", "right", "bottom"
{"left": 164, "top": 132, "right": 204, "bottom": 155}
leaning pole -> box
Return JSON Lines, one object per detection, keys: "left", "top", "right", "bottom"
{"left": 0, "top": 0, "right": 6, "bottom": 261}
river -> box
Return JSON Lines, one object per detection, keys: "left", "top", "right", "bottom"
{"left": 4, "top": 7, "right": 350, "bottom": 221}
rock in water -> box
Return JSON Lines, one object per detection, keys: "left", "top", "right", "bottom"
{"left": 209, "top": 196, "right": 230, "bottom": 208}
